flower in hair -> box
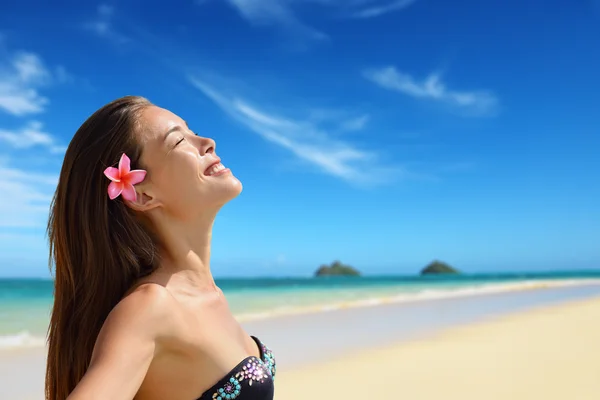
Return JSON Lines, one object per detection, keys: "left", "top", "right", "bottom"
{"left": 103, "top": 153, "right": 146, "bottom": 201}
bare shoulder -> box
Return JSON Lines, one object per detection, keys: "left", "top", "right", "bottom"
{"left": 90, "top": 283, "right": 175, "bottom": 360}
{"left": 102, "top": 283, "right": 179, "bottom": 342}
{"left": 68, "top": 285, "right": 180, "bottom": 399}
{"left": 115, "top": 282, "right": 174, "bottom": 318}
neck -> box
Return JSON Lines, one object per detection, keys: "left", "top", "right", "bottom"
{"left": 150, "top": 210, "right": 219, "bottom": 292}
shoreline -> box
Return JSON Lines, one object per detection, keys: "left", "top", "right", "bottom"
{"left": 1, "top": 284, "right": 600, "bottom": 399}
{"left": 242, "top": 282, "right": 600, "bottom": 370}
{"left": 235, "top": 277, "right": 600, "bottom": 322}
{"left": 275, "top": 295, "right": 600, "bottom": 399}
{"left": 3, "top": 277, "right": 599, "bottom": 352}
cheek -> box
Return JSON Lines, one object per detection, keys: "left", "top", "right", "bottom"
{"left": 150, "top": 151, "right": 210, "bottom": 206}
{"left": 163, "top": 168, "right": 197, "bottom": 195}
{"left": 177, "top": 148, "right": 202, "bottom": 176}
{"left": 163, "top": 158, "right": 203, "bottom": 197}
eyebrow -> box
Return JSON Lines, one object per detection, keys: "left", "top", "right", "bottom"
{"left": 163, "top": 121, "right": 189, "bottom": 141}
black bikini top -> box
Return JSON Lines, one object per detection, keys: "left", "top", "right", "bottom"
{"left": 197, "top": 336, "right": 276, "bottom": 400}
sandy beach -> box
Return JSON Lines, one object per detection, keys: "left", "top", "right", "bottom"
{"left": 275, "top": 296, "right": 600, "bottom": 400}
{"left": 1, "top": 285, "right": 599, "bottom": 399}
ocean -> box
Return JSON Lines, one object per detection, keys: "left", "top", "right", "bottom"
{"left": 1, "top": 270, "right": 600, "bottom": 350}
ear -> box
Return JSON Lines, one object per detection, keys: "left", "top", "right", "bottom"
{"left": 125, "top": 186, "right": 162, "bottom": 212}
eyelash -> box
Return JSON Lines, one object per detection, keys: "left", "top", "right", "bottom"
{"left": 174, "top": 127, "right": 199, "bottom": 147}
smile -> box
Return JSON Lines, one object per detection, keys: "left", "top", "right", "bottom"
{"left": 204, "top": 162, "right": 229, "bottom": 176}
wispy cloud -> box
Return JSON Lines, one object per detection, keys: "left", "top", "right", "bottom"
{"left": 189, "top": 77, "right": 400, "bottom": 185}
{"left": 349, "top": 0, "right": 418, "bottom": 18}
{"left": 225, "top": 0, "right": 329, "bottom": 40}
{"left": 54, "top": 65, "right": 74, "bottom": 84}
{"left": 84, "top": 4, "right": 130, "bottom": 44}
{"left": 0, "top": 51, "right": 51, "bottom": 116}
{"left": 11, "top": 52, "right": 51, "bottom": 83}
{"left": 0, "top": 121, "right": 66, "bottom": 153}
{"left": 0, "top": 46, "right": 67, "bottom": 152}
{"left": 306, "top": 108, "right": 371, "bottom": 133}
{"left": 199, "top": 0, "right": 418, "bottom": 40}
{"left": 340, "top": 114, "right": 370, "bottom": 131}
{"left": 84, "top": 4, "right": 113, "bottom": 36}
{"left": 364, "top": 66, "right": 499, "bottom": 116}
{"left": 0, "top": 44, "right": 66, "bottom": 228}
{"left": 0, "top": 161, "right": 57, "bottom": 227}
{"left": 0, "top": 46, "right": 73, "bottom": 117}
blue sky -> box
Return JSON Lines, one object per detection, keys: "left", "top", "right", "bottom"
{"left": 0, "top": 0, "right": 599, "bottom": 278}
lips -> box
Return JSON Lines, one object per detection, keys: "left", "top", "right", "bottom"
{"left": 204, "top": 159, "right": 227, "bottom": 176}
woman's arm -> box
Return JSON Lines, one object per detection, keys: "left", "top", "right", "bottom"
{"left": 66, "top": 284, "right": 175, "bottom": 400}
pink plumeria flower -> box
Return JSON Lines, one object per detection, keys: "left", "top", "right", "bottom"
{"left": 103, "top": 153, "right": 147, "bottom": 201}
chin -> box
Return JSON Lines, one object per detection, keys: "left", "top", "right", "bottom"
{"left": 221, "top": 174, "right": 243, "bottom": 202}
{"left": 229, "top": 175, "right": 243, "bottom": 197}
{"left": 201, "top": 173, "right": 243, "bottom": 210}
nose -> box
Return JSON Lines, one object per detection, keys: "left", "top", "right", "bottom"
{"left": 197, "top": 136, "right": 216, "bottom": 156}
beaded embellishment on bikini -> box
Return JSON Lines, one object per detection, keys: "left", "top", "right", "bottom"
{"left": 202, "top": 336, "right": 276, "bottom": 400}
{"left": 211, "top": 357, "right": 271, "bottom": 399}
{"left": 260, "top": 343, "right": 276, "bottom": 379}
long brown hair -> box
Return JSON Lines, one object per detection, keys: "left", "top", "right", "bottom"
{"left": 46, "top": 96, "right": 159, "bottom": 400}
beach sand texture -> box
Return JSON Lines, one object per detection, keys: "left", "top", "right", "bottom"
{"left": 1, "top": 293, "right": 599, "bottom": 399}
{"left": 275, "top": 296, "right": 600, "bottom": 400}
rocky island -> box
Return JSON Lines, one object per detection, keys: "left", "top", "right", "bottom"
{"left": 315, "top": 260, "right": 360, "bottom": 277}
{"left": 420, "top": 260, "right": 460, "bottom": 275}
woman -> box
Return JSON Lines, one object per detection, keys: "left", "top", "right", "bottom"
{"left": 45, "top": 96, "right": 276, "bottom": 400}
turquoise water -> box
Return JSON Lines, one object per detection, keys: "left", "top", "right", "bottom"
{"left": 1, "top": 270, "right": 599, "bottom": 349}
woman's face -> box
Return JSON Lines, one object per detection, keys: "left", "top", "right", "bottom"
{"left": 136, "top": 106, "right": 242, "bottom": 219}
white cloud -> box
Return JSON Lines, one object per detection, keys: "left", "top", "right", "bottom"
{"left": 0, "top": 45, "right": 67, "bottom": 228}
{"left": 340, "top": 114, "right": 370, "bottom": 131}
{"left": 364, "top": 66, "right": 499, "bottom": 116}
{"left": 0, "top": 47, "right": 72, "bottom": 117}
{"left": 189, "top": 77, "right": 399, "bottom": 184}
{"left": 0, "top": 163, "right": 57, "bottom": 228}
{"left": 225, "top": 0, "right": 329, "bottom": 40}
{"left": 84, "top": 4, "right": 130, "bottom": 44}
{"left": 304, "top": 108, "right": 370, "bottom": 133}
{"left": 202, "top": 0, "right": 418, "bottom": 39}
{"left": 0, "top": 121, "right": 66, "bottom": 153}
{"left": 0, "top": 51, "right": 51, "bottom": 116}
{"left": 85, "top": 4, "right": 113, "bottom": 36}
{"left": 54, "top": 65, "right": 74, "bottom": 84}
{"left": 11, "top": 52, "right": 50, "bottom": 83}
{"left": 98, "top": 4, "right": 114, "bottom": 17}
{"left": 350, "top": 0, "right": 417, "bottom": 18}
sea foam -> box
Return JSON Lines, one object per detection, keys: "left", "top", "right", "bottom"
{"left": 1, "top": 278, "right": 599, "bottom": 350}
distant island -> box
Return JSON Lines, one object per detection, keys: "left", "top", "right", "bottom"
{"left": 420, "top": 260, "right": 460, "bottom": 275}
{"left": 313, "top": 259, "right": 458, "bottom": 277}
{"left": 315, "top": 260, "right": 361, "bottom": 277}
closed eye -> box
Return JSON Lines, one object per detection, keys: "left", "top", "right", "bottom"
{"left": 175, "top": 137, "right": 185, "bottom": 147}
